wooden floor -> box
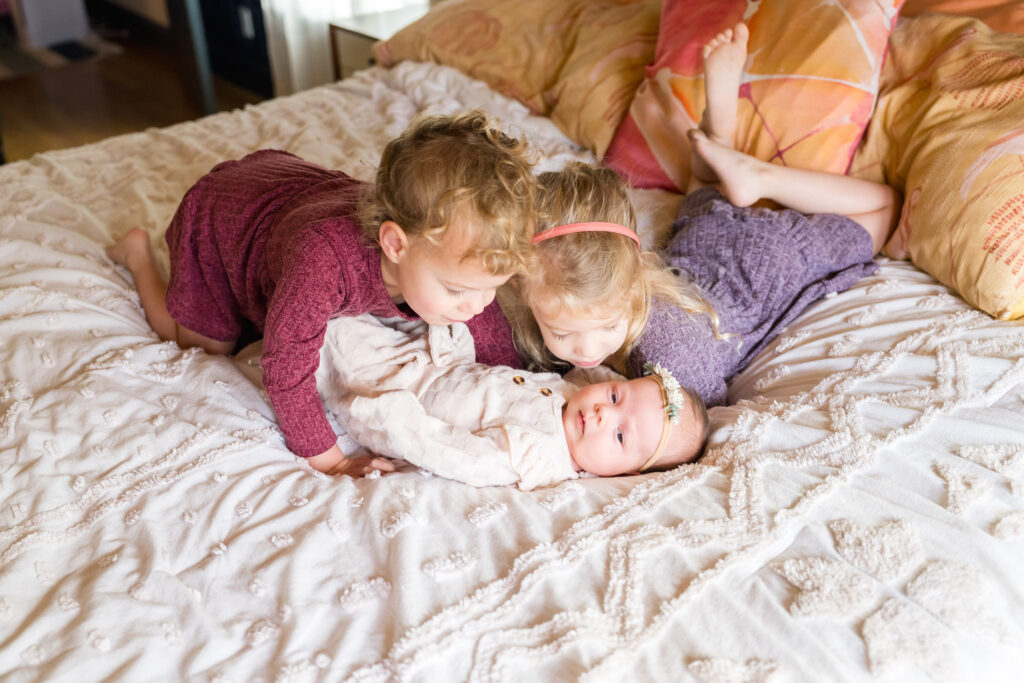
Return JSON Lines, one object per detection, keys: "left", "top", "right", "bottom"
{"left": 0, "top": 31, "right": 265, "bottom": 163}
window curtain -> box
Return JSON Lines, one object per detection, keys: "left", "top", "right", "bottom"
{"left": 261, "top": 0, "right": 413, "bottom": 96}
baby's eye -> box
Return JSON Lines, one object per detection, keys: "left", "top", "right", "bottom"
{"left": 553, "top": 333, "right": 568, "bottom": 341}
{"left": 446, "top": 288, "right": 465, "bottom": 297}
{"left": 610, "top": 390, "right": 618, "bottom": 404}
{"left": 605, "top": 322, "right": 621, "bottom": 332}
{"left": 616, "top": 427, "right": 624, "bottom": 445}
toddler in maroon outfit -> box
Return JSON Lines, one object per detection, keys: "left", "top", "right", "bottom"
{"left": 106, "top": 111, "right": 537, "bottom": 477}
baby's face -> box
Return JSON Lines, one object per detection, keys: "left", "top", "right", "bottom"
{"left": 530, "top": 300, "right": 629, "bottom": 369}
{"left": 561, "top": 376, "right": 665, "bottom": 476}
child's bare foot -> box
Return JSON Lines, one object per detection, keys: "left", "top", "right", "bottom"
{"left": 689, "top": 128, "right": 764, "bottom": 207}
{"left": 691, "top": 23, "right": 749, "bottom": 186}
{"left": 106, "top": 227, "right": 154, "bottom": 272}
{"left": 629, "top": 74, "right": 695, "bottom": 191}
{"left": 699, "top": 22, "right": 749, "bottom": 148}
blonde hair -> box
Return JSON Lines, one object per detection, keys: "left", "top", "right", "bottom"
{"left": 359, "top": 110, "right": 536, "bottom": 275}
{"left": 502, "top": 161, "right": 724, "bottom": 371}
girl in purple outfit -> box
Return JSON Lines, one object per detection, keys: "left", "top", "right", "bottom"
{"left": 106, "top": 111, "right": 537, "bottom": 477}
{"left": 500, "top": 23, "right": 902, "bottom": 464}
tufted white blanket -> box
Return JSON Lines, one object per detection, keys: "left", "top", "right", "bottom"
{"left": 1, "top": 61, "right": 1023, "bottom": 682}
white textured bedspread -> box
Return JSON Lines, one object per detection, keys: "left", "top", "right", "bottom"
{"left": 1, "top": 62, "right": 1023, "bottom": 682}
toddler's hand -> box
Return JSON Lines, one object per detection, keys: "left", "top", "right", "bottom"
{"left": 306, "top": 444, "right": 395, "bottom": 477}
{"left": 329, "top": 454, "right": 396, "bottom": 478}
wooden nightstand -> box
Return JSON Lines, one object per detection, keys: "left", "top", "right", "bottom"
{"left": 329, "top": 2, "right": 440, "bottom": 80}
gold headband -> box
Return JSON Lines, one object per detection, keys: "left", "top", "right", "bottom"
{"left": 638, "top": 362, "right": 684, "bottom": 472}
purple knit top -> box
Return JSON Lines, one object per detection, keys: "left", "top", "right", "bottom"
{"left": 164, "top": 150, "right": 520, "bottom": 457}
{"left": 628, "top": 188, "right": 878, "bottom": 406}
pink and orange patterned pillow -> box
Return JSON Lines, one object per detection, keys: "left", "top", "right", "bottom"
{"left": 851, "top": 14, "right": 1024, "bottom": 319}
{"left": 603, "top": 0, "right": 904, "bottom": 192}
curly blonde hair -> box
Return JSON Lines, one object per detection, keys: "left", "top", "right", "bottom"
{"left": 501, "top": 162, "right": 725, "bottom": 371}
{"left": 359, "top": 110, "right": 537, "bottom": 275}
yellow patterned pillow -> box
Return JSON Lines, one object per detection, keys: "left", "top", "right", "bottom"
{"left": 603, "top": 0, "right": 903, "bottom": 192}
{"left": 851, "top": 14, "right": 1024, "bottom": 319}
{"left": 901, "top": 0, "right": 1024, "bottom": 36}
{"left": 372, "top": 0, "right": 660, "bottom": 156}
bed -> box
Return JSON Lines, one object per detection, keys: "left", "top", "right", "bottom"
{"left": 2, "top": 2, "right": 1024, "bottom": 681}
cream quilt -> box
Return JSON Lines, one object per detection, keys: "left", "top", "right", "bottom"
{"left": 1, "top": 61, "right": 1023, "bottom": 682}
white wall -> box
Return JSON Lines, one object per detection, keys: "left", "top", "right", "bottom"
{"left": 106, "top": 0, "right": 169, "bottom": 27}
{"left": 10, "top": 0, "right": 90, "bottom": 47}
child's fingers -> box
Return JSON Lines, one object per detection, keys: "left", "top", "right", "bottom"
{"left": 330, "top": 454, "right": 395, "bottom": 477}
{"left": 370, "top": 457, "right": 396, "bottom": 473}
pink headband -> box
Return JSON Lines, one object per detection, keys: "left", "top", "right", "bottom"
{"left": 531, "top": 222, "right": 640, "bottom": 247}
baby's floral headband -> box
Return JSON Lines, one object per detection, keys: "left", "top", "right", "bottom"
{"left": 639, "top": 361, "right": 685, "bottom": 472}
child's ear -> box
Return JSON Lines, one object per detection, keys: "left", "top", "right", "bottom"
{"left": 378, "top": 220, "right": 408, "bottom": 264}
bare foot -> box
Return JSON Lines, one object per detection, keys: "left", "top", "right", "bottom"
{"left": 628, "top": 74, "right": 695, "bottom": 191}
{"left": 691, "top": 24, "right": 749, "bottom": 186}
{"left": 699, "top": 22, "right": 748, "bottom": 147}
{"left": 106, "top": 227, "right": 154, "bottom": 272}
{"left": 688, "top": 128, "right": 764, "bottom": 207}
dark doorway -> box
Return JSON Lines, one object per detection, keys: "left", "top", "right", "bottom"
{"left": 200, "top": 0, "right": 273, "bottom": 99}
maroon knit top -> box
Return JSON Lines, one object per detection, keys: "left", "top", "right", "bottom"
{"left": 164, "top": 150, "right": 520, "bottom": 457}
